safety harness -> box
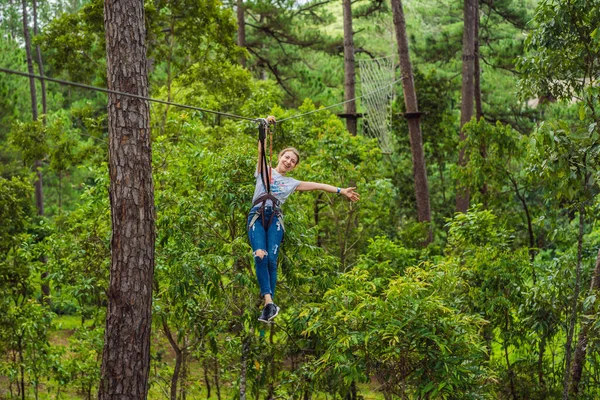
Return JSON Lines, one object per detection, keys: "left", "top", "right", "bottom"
{"left": 250, "top": 118, "right": 282, "bottom": 231}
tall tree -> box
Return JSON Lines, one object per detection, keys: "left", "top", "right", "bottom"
{"left": 474, "top": 0, "right": 482, "bottom": 120}
{"left": 98, "top": 0, "right": 155, "bottom": 396}
{"left": 390, "top": 0, "right": 432, "bottom": 236}
{"left": 519, "top": 2, "right": 600, "bottom": 396}
{"left": 22, "top": 0, "right": 49, "bottom": 301}
{"left": 21, "top": 0, "right": 40, "bottom": 211}
{"left": 457, "top": 0, "right": 477, "bottom": 213}
{"left": 32, "top": 0, "right": 51, "bottom": 302}
{"left": 237, "top": 0, "right": 246, "bottom": 68}
{"left": 570, "top": 248, "right": 600, "bottom": 395}
{"left": 342, "top": 0, "right": 357, "bottom": 135}
{"left": 473, "top": 0, "right": 487, "bottom": 202}
{"left": 32, "top": 0, "right": 46, "bottom": 119}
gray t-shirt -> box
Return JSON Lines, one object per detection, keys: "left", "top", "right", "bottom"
{"left": 252, "top": 168, "right": 301, "bottom": 207}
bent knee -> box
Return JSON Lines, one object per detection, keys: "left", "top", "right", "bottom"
{"left": 254, "top": 249, "right": 268, "bottom": 259}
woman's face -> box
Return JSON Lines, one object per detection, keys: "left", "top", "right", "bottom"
{"left": 277, "top": 151, "right": 298, "bottom": 174}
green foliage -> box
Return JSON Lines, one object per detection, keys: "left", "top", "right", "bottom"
{"left": 0, "top": 176, "right": 54, "bottom": 398}
{"left": 4, "top": 0, "right": 600, "bottom": 397}
{"left": 0, "top": 176, "right": 34, "bottom": 252}
{"left": 527, "top": 119, "right": 600, "bottom": 203}
{"left": 518, "top": 0, "right": 600, "bottom": 111}
{"left": 9, "top": 120, "right": 48, "bottom": 165}
{"left": 459, "top": 119, "right": 524, "bottom": 201}
{"left": 0, "top": 38, "right": 29, "bottom": 140}
{"left": 45, "top": 171, "right": 110, "bottom": 322}
{"left": 302, "top": 238, "right": 488, "bottom": 398}
{"left": 38, "top": 0, "right": 106, "bottom": 84}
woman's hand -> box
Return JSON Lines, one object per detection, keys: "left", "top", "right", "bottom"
{"left": 341, "top": 187, "right": 360, "bottom": 202}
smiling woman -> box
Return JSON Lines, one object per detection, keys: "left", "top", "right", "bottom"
{"left": 247, "top": 116, "right": 360, "bottom": 323}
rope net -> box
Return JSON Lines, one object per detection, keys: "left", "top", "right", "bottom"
{"left": 358, "top": 55, "right": 395, "bottom": 153}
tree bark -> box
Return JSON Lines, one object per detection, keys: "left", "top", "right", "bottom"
{"left": 32, "top": 0, "right": 46, "bottom": 120}
{"left": 237, "top": 0, "right": 246, "bottom": 68}
{"left": 538, "top": 336, "right": 546, "bottom": 391}
{"left": 18, "top": 337, "right": 25, "bottom": 400}
{"left": 98, "top": 0, "right": 155, "bottom": 396}
{"left": 162, "top": 318, "right": 182, "bottom": 400}
{"left": 240, "top": 335, "right": 250, "bottom": 400}
{"left": 33, "top": 0, "right": 51, "bottom": 304}
{"left": 569, "top": 247, "right": 600, "bottom": 396}
{"left": 159, "top": 17, "right": 175, "bottom": 136}
{"left": 474, "top": 0, "right": 488, "bottom": 205}
{"left": 314, "top": 194, "right": 323, "bottom": 248}
{"left": 342, "top": 0, "right": 357, "bottom": 135}
{"left": 390, "top": 0, "right": 432, "bottom": 239}
{"left": 203, "top": 356, "right": 211, "bottom": 399}
{"left": 23, "top": 0, "right": 49, "bottom": 303}
{"left": 268, "top": 325, "right": 275, "bottom": 399}
{"left": 21, "top": 0, "right": 38, "bottom": 123}
{"left": 180, "top": 338, "right": 189, "bottom": 400}
{"left": 457, "top": 0, "right": 477, "bottom": 213}
{"left": 214, "top": 351, "right": 221, "bottom": 400}
{"left": 474, "top": 0, "right": 482, "bottom": 121}
{"left": 562, "top": 205, "right": 585, "bottom": 400}
{"left": 504, "top": 310, "right": 518, "bottom": 400}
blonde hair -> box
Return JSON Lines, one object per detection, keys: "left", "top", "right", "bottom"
{"left": 278, "top": 147, "right": 300, "bottom": 165}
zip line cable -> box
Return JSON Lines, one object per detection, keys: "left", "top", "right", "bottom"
{"left": 0, "top": 67, "right": 257, "bottom": 122}
{"left": 0, "top": 66, "right": 401, "bottom": 125}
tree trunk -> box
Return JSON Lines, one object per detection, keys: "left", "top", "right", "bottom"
{"left": 180, "top": 339, "right": 188, "bottom": 400}
{"left": 203, "top": 356, "right": 211, "bottom": 399}
{"left": 538, "top": 336, "right": 547, "bottom": 391}
{"left": 504, "top": 310, "right": 518, "bottom": 400}
{"left": 21, "top": 0, "right": 37, "bottom": 122}
{"left": 58, "top": 171, "right": 63, "bottom": 212}
{"left": 214, "top": 352, "right": 221, "bottom": 400}
{"left": 569, "top": 247, "right": 600, "bottom": 396}
{"left": 18, "top": 337, "right": 25, "bottom": 400}
{"left": 98, "top": 0, "right": 155, "bottom": 396}
{"left": 159, "top": 17, "right": 175, "bottom": 136}
{"left": 474, "top": 0, "right": 488, "bottom": 205}
{"left": 390, "top": 0, "right": 432, "bottom": 240}
{"left": 457, "top": 0, "right": 477, "bottom": 213}
{"left": 562, "top": 205, "right": 585, "bottom": 400}
{"left": 346, "top": 380, "right": 357, "bottom": 400}
{"left": 508, "top": 174, "right": 537, "bottom": 281}
{"left": 474, "top": 0, "right": 482, "bottom": 121}
{"left": 23, "top": 0, "right": 49, "bottom": 303}
{"left": 32, "top": 0, "right": 47, "bottom": 120}
{"left": 315, "top": 193, "right": 323, "bottom": 248}
{"left": 237, "top": 0, "right": 246, "bottom": 68}
{"left": 240, "top": 335, "right": 250, "bottom": 400}
{"left": 342, "top": 0, "right": 357, "bottom": 135}
{"left": 267, "top": 325, "right": 276, "bottom": 399}
{"left": 162, "top": 318, "right": 182, "bottom": 400}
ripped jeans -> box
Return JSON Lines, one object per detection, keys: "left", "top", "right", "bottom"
{"left": 247, "top": 205, "right": 284, "bottom": 298}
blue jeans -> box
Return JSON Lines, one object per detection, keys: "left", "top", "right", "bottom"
{"left": 247, "top": 206, "right": 284, "bottom": 298}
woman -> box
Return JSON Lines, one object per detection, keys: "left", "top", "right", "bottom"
{"left": 248, "top": 138, "right": 360, "bottom": 323}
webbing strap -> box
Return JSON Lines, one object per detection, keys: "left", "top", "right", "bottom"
{"left": 258, "top": 121, "right": 270, "bottom": 194}
{"left": 256, "top": 118, "right": 278, "bottom": 230}
{"left": 252, "top": 193, "right": 281, "bottom": 231}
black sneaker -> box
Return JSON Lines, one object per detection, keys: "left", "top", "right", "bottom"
{"left": 258, "top": 303, "right": 280, "bottom": 323}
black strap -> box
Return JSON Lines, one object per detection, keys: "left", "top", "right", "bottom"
{"left": 258, "top": 121, "right": 270, "bottom": 194}
{"left": 252, "top": 193, "right": 281, "bottom": 231}
{"left": 255, "top": 119, "right": 279, "bottom": 230}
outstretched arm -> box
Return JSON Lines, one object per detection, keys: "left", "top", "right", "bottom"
{"left": 296, "top": 181, "right": 360, "bottom": 202}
